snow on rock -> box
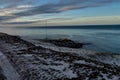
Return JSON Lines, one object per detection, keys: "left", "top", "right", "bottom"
{"left": 0, "top": 34, "right": 119, "bottom": 80}
{"left": 0, "top": 51, "right": 21, "bottom": 80}
{"left": 26, "top": 39, "right": 120, "bottom": 66}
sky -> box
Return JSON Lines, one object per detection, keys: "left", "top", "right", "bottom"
{"left": 0, "top": 0, "right": 120, "bottom": 27}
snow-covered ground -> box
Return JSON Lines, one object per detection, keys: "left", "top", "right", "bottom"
{"left": 0, "top": 51, "right": 21, "bottom": 80}
{"left": 0, "top": 33, "right": 120, "bottom": 80}
{"left": 25, "top": 39, "right": 120, "bottom": 66}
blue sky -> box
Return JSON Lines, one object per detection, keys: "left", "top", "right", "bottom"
{"left": 0, "top": 0, "right": 120, "bottom": 27}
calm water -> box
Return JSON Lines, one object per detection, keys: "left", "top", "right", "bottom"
{"left": 0, "top": 25, "right": 120, "bottom": 53}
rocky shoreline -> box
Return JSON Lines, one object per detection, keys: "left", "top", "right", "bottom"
{"left": 0, "top": 67, "right": 6, "bottom": 80}
{"left": 0, "top": 32, "right": 120, "bottom": 80}
{"left": 40, "top": 39, "right": 90, "bottom": 48}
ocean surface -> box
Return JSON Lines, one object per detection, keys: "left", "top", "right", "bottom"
{"left": 0, "top": 25, "right": 120, "bottom": 53}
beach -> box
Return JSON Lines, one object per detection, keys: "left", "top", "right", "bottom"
{"left": 0, "top": 32, "right": 120, "bottom": 80}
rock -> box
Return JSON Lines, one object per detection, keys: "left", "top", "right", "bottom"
{"left": 0, "top": 67, "right": 7, "bottom": 80}
{"left": 0, "top": 32, "right": 35, "bottom": 47}
{"left": 42, "top": 39, "right": 89, "bottom": 48}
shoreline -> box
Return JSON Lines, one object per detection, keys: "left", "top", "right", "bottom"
{"left": 37, "top": 38, "right": 91, "bottom": 48}
{"left": 0, "top": 32, "right": 120, "bottom": 80}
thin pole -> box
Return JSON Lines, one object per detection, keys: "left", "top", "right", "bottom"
{"left": 45, "top": 20, "right": 47, "bottom": 40}
{"left": 45, "top": 20, "right": 48, "bottom": 53}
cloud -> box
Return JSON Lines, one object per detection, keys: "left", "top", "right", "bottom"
{"left": 13, "top": 0, "right": 119, "bottom": 16}
{"left": 0, "top": 0, "right": 24, "bottom": 8}
{"left": 0, "top": 15, "right": 17, "bottom": 21}
{"left": 1, "top": 16, "right": 120, "bottom": 26}
{"left": 0, "top": 5, "right": 31, "bottom": 22}
{"left": 0, "top": 0, "right": 119, "bottom": 26}
{"left": 0, "top": 17, "right": 72, "bottom": 25}
{"left": 0, "top": 0, "right": 35, "bottom": 8}
{"left": 1, "top": 21, "right": 36, "bottom": 25}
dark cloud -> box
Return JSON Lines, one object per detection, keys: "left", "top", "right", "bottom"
{"left": 0, "top": 0, "right": 119, "bottom": 25}
{"left": 0, "top": 17, "right": 72, "bottom": 25}
{"left": 13, "top": 0, "right": 119, "bottom": 16}
{"left": 0, "top": 15, "right": 17, "bottom": 21}
{"left": 1, "top": 21, "right": 36, "bottom": 25}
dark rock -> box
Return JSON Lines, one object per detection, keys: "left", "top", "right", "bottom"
{"left": 41, "top": 39, "right": 90, "bottom": 48}
{"left": 0, "top": 67, "right": 7, "bottom": 80}
{"left": 0, "top": 32, "right": 35, "bottom": 47}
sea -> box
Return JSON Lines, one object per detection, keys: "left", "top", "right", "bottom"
{"left": 0, "top": 25, "right": 120, "bottom": 54}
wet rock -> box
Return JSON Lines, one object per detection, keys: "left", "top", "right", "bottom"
{"left": 42, "top": 39, "right": 90, "bottom": 48}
